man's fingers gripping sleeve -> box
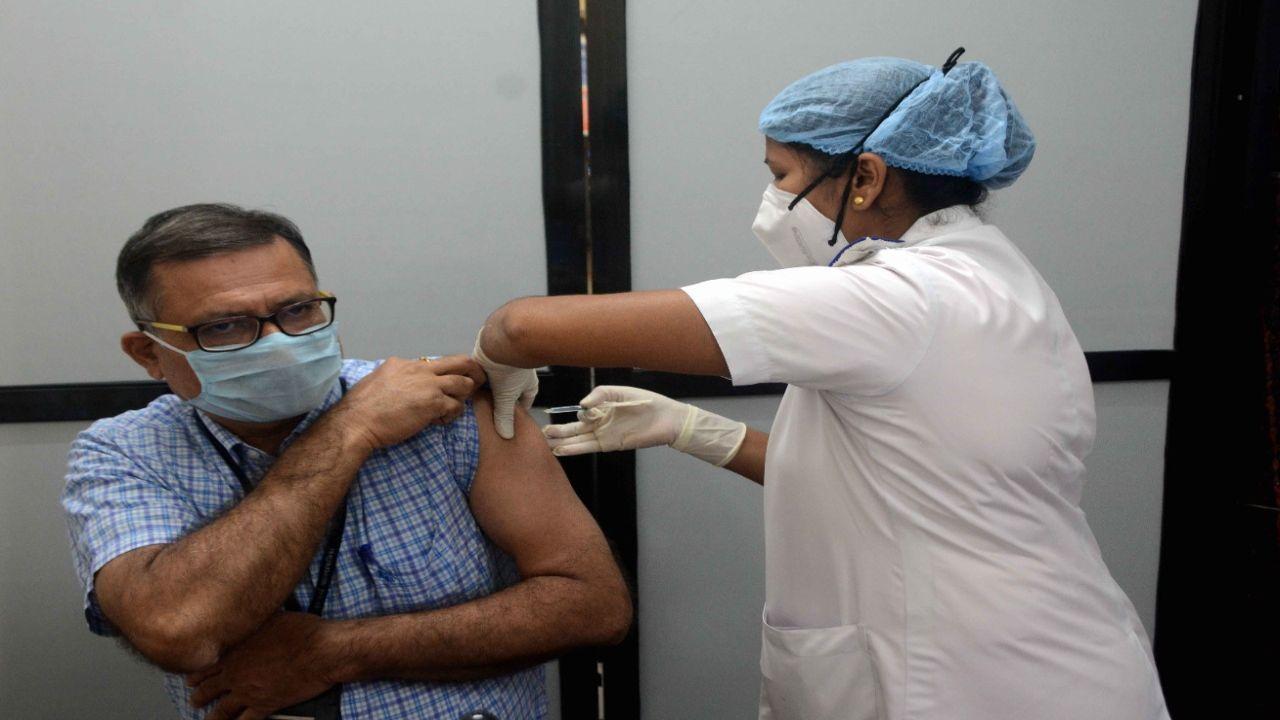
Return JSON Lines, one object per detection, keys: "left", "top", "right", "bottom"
{"left": 438, "top": 374, "right": 476, "bottom": 400}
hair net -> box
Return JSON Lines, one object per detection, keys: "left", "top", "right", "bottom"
{"left": 758, "top": 56, "right": 1035, "bottom": 189}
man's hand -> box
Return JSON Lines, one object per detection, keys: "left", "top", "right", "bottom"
{"left": 187, "top": 612, "right": 336, "bottom": 720}
{"left": 333, "top": 355, "right": 486, "bottom": 451}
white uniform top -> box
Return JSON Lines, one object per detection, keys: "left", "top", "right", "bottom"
{"left": 682, "top": 207, "right": 1170, "bottom": 720}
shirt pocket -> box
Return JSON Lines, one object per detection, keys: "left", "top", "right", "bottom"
{"left": 358, "top": 515, "right": 459, "bottom": 615}
{"left": 759, "top": 608, "right": 885, "bottom": 720}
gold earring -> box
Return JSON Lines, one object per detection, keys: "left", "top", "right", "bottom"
{"left": 853, "top": 196, "right": 865, "bottom": 205}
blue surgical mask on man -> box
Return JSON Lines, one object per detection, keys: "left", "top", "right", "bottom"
{"left": 145, "top": 323, "right": 343, "bottom": 423}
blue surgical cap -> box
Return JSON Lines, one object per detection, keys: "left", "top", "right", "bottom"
{"left": 759, "top": 56, "right": 1035, "bottom": 189}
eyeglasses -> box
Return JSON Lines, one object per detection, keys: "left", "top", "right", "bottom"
{"left": 137, "top": 293, "right": 337, "bottom": 352}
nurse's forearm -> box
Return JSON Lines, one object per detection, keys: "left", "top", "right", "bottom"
{"left": 483, "top": 292, "right": 729, "bottom": 376}
{"left": 724, "top": 428, "right": 768, "bottom": 485}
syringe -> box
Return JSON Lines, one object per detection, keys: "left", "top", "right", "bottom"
{"left": 543, "top": 399, "right": 653, "bottom": 416}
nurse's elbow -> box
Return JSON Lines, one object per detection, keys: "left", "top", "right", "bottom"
{"left": 488, "top": 300, "right": 538, "bottom": 360}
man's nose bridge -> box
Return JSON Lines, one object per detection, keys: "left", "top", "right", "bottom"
{"left": 260, "top": 317, "right": 285, "bottom": 336}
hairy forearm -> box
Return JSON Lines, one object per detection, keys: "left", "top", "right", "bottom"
{"left": 322, "top": 574, "right": 632, "bottom": 684}
{"left": 482, "top": 293, "right": 729, "bottom": 376}
{"left": 723, "top": 428, "right": 768, "bottom": 485}
{"left": 122, "top": 411, "right": 371, "bottom": 668}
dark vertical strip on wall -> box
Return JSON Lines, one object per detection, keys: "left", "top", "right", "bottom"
{"left": 582, "top": 0, "right": 642, "bottom": 717}
{"left": 537, "top": 3, "right": 606, "bottom": 718}
{"left": 1155, "top": 1, "right": 1280, "bottom": 717}
{"left": 539, "top": 1, "right": 590, "bottom": 302}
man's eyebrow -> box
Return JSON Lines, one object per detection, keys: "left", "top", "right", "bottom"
{"left": 192, "top": 293, "right": 318, "bottom": 325}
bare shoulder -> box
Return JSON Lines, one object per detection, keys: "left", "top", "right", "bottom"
{"left": 470, "top": 390, "right": 549, "bottom": 456}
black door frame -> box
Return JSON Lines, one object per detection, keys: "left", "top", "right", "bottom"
{"left": 1154, "top": 1, "right": 1279, "bottom": 718}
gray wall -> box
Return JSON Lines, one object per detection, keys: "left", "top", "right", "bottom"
{"left": 0, "top": 1, "right": 547, "bottom": 385}
{"left": 627, "top": 1, "right": 1191, "bottom": 717}
{"left": 1, "top": 421, "right": 175, "bottom": 718}
{"left": 628, "top": 0, "right": 1194, "bottom": 351}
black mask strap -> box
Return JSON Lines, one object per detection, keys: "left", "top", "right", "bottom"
{"left": 827, "top": 161, "right": 859, "bottom": 246}
{"left": 789, "top": 153, "right": 850, "bottom": 211}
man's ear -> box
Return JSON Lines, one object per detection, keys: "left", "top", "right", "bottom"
{"left": 851, "top": 152, "right": 890, "bottom": 211}
{"left": 121, "top": 331, "right": 165, "bottom": 381}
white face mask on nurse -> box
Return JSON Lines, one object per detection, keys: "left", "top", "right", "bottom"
{"left": 754, "top": 138, "right": 918, "bottom": 268}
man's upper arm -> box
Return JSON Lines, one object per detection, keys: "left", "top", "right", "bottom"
{"left": 63, "top": 428, "right": 199, "bottom": 636}
{"left": 467, "top": 394, "right": 620, "bottom": 583}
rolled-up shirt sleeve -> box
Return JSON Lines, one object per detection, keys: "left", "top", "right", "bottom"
{"left": 682, "top": 257, "right": 935, "bottom": 395}
{"left": 63, "top": 427, "right": 201, "bottom": 636}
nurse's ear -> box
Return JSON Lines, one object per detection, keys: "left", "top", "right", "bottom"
{"left": 849, "top": 152, "right": 890, "bottom": 211}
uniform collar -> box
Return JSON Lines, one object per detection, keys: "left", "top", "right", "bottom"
{"left": 830, "top": 205, "right": 982, "bottom": 267}
{"left": 898, "top": 204, "right": 984, "bottom": 245}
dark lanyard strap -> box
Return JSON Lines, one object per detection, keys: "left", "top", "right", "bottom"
{"left": 193, "top": 384, "right": 348, "bottom": 616}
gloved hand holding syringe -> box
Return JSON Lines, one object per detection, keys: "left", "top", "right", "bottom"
{"left": 541, "top": 386, "right": 746, "bottom": 466}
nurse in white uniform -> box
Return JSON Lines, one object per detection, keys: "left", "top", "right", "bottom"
{"left": 473, "top": 50, "right": 1171, "bottom": 720}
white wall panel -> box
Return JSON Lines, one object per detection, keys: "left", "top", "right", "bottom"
{"left": 636, "top": 396, "right": 775, "bottom": 720}
{"left": 628, "top": 0, "right": 1195, "bottom": 351}
{"left": 1079, "top": 381, "right": 1171, "bottom": 634}
{"left": 0, "top": 422, "right": 173, "bottom": 718}
{"left": 0, "top": 1, "right": 546, "bottom": 384}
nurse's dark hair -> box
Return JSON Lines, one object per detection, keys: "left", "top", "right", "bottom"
{"left": 116, "top": 203, "right": 317, "bottom": 321}
{"left": 787, "top": 142, "right": 988, "bottom": 215}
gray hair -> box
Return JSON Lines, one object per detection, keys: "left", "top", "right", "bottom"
{"left": 116, "top": 203, "right": 318, "bottom": 321}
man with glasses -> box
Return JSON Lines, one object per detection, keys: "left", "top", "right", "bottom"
{"left": 62, "top": 204, "right": 631, "bottom": 720}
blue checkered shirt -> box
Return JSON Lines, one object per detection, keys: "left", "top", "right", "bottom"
{"left": 63, "top": 359, "right": 546, "bottom": 719}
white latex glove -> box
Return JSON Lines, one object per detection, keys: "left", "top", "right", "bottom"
{"left": 543, "top": 386, "right": 747, "bottom": 467}
{"left": 472, "top": 327, "right": 539, "bottom": 439}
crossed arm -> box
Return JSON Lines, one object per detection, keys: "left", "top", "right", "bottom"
{"left": 93, "top": 380, "right": 631, "bottom": 716}
{"left": 309, "top": 395, "right": 630, "bottom": 682}
{"left": 93, "top": 408, "right": 373, "bottom": 672}
{"left": 182, "top": 395, "right": 632, "bottom": 717}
